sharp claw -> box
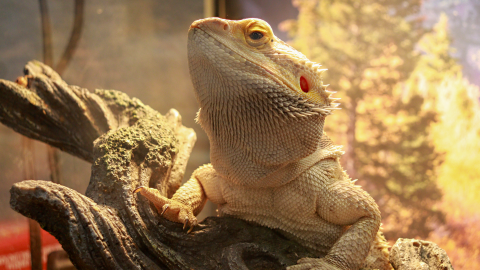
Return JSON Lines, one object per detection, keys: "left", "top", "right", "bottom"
{"left": 161, "top": 205, "right": 169, "bottom": 216}
{"left": 187, "top": 219, "right": 197, "bottom": 233}
{"left": 183, "top": 216, "right": 189, "bottom": 230}
{"left": 133, "top": 186, "right": 146, "bottom": 193}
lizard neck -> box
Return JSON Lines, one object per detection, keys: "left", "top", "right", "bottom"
{"left": 197, "top": 88, "right": 329, "bottom": 187}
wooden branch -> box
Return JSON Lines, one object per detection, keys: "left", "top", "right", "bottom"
{"left": 3, "top": 61, "right": 316, "bottom": 269}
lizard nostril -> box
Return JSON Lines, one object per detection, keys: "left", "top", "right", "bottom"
{"left": 223, "top": 24, "right": 229, "bottom": 31}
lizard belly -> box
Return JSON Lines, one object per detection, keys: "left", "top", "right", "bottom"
{"left": 217, "top": 175, "right": 344, "bottom": 253}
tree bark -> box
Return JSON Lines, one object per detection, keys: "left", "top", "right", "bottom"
{"left": 2, "top": 61, "right": 317, "bottom": 270}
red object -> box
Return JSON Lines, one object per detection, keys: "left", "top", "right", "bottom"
{"left": 0, "top": 220, "right": 61, "bottom": 270}
{"left": 300, "top": 76, "right": 309, "bottom": 93}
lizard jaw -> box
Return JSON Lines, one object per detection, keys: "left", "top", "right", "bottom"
{"left": 188, "top": 21, "right": 338, "bottom": 112}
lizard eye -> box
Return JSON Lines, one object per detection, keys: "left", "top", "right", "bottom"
{"left": 300, "top": 76, "right": 309, "bottom": 93}
{"left": 249, "top": 31, "right": 264, "bottom": 40}
{"left": 245, "top": 22, "right": 271, "bottom": 47}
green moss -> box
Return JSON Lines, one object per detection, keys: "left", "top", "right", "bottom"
{"left": 94, "top": 89, "right": 137, "bottom": 108}
{"left": 92, "top": 115, "right": 178, "bottom": 191}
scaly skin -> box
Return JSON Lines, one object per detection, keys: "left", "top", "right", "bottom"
{"left": 135, "top": 18, "right": 391, "bottom": 270}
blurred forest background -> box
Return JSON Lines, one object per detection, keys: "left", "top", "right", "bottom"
{"left": 281, "top": 1, "right": 480, "bottom": 269}
{"left": 0, "top": 0, "right": 479, "bottom": 269}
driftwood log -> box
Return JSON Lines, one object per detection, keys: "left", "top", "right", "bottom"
{"left": 1, "top": 61, "right": 317, "bottom": 270}
{"left": 1, "top": 61, "right": 453, "bottom": 270}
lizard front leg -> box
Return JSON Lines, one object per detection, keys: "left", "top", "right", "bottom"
{"left": 289, "top": 161, "right": 383, "bottom": 270}
{"left": 134, "top": 166, "right": 212, "bottom": 232}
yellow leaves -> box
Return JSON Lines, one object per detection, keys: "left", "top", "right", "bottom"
{"left": 358, "top": 43, "right": 405, "bottom": 91}
{"left": 454, "top": 89, "right": 475, "bottom": 121}
{"left": 433, "top": 76, "right": 480, "bottom": 149}
{"left": 424, "top": 75, "right": 480, "bottom": 270}
{"left": 368, "top": 43, "right": 404, "bottom": 70}
{"left": 338, "top": 77, "right": 351, "bottom": 90}
{"left": 288, "top": 4, "right": 479, "bottom": 266}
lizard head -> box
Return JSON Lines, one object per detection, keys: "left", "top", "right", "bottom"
{"left": 188, "top": 17, "right": 339, "bottom": 117}
{"left": 188, "top": 18, "right": 339, "bottom": 179}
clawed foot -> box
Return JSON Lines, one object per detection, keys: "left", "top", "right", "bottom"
{"left": 134, "top": 186, "right": 198, "bottom": 233}
{"left": 286, "top": 258, "right": 343, "bottom": 270}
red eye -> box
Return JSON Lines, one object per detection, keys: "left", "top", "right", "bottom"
{"left": 300, "top": 76, "right": 309, "bottom": 93}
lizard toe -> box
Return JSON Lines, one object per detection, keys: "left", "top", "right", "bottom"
{"left": 183, "top": 216, "right": 189, "bottom": 230}
{"left": 135, "top": 186, "right": 197, "bottom": 231}
{"left": 133, "top": 186, "right": 146, "bottom": 193}
{"left": 161, "top": 204, "right": 169, "bottom": 216}
{"left": 187, "top": 220, "right": 197, "bottom": 233}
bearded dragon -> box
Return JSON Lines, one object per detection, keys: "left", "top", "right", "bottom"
{"left": 135, "top": 18, "right": 391, "bottom": 270}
